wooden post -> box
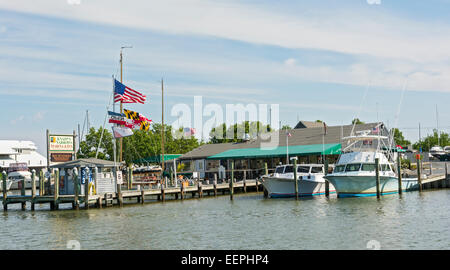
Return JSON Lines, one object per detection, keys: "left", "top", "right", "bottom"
{"left": 141, "top": 189, "right": 145, "bottom": 204}
{"left": 375, "top": 158, "right": 380, "bottom": 198}
{"left": 417, "top": 158, "right": 422, "bottom": 192}
{"left": 31, "top": 169, "right": 36, "bottom": 210}
{"left": 293, "top": 158, "right": 298, "bottom": 200}
{"left": 243, "top": 171, "right": 247, "bottom": 193}
{"left": 324, "top": 160, "right": 329, "bottom": 197}
{"left": 54, "top": 168, "right": 59, "bottom": 210}
{"left": 213, "top": 174, "right": 217, "bottom": 197}
{"left": 128, "top": 166, "right": 133, "bottom": 190}
{"left": 97, "top": 196, "right": 103, "bottom": 209}
{"left": 180, "top": 181, "right": 185, "bottom": 200}
{"left": 2, "top": 171, "right": 7, "bottom": 211}
{"left": 73, "top": 168, "right": 79, "bottom": 210}
{"left": 198, "top": 181, "right": 203, "bottom": 198}
{"left": 444, "top": 162, "right": 448, "bottom": 188}
{"left": 264, "top": 162, "right": 268, "bottom": 175}
{"left": 39, "top": 170, "right": 44, "bottom": 196}
{"left": 161, "top": 182, "right": 165, "bottom": 202}
{"left": 21, "top": 174, "right": 26, "bottom": 210}
{"left": 116, "top": 167, "right": 123, "bottom": 207}
{"left": 84, "top": 167, "right": 90, "bottom": 209}
{"left": 397, "top": 154, "right": 402, "bottom": 195}
{"left": 230, "top": 160, "right": 234, "bottom": 200}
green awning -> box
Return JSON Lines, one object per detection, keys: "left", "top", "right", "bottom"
{"left": 134, "top": 154, "right": 182, "bottom": 164}
{"left": 207, "top": 143, "right": 341, "bottom": 160}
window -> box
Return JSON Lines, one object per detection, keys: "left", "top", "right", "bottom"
{"left": 334, "top": 165, "right": 346, "bottom": 173}
{"left": 345, "top": 163, "right": 361, "bottom": 172}
{"left": 297, "top": 166, "right": 310, "bottom": 173}
{"left": 284, "top": 165, "right": 294, "bottom": 173}
{"left": 361, "top": 164, "right": 376, "bottom": 171}
{"left": 311, "top": 167, "right": 323, "bottom": 173}
{"left": 381, "top": 164, "right": 391, "bottom": 171}
{"left": 275, "top": 167, "right": 285, "bottom": 174}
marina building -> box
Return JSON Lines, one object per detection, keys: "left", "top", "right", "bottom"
{"left": 176, "top": 122, "right": 388, "bottom": 180}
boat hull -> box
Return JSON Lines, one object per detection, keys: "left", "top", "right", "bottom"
{"left": 324, "top": 175, "right": 419, "bottom": 197}
{"left": 262, "top": 177, "right": 336, "bottom": 198}
{"left": 0, "top": 180, "right": 13, "bottom": 192}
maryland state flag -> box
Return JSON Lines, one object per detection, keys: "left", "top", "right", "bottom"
{"left": 140, "top": 121, "right": 150, "bottom": 131}
{"left": 124, "top": 109, "right": 140, "bottom": 121}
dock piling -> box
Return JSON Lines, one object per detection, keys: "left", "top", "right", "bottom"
{"left": 324, "top": 160, "right": 329, "bottom": 197}
{"left": 375, "top": 158, "right": 380, "bottom": 198}
{"left": 397, "top": 154, "right": 402, "bottom": 195}
{"left": 21, "top": 174, "right": 26, "bottom": 210}
{"left": 2, "top": 171, "right": 7, "bottom": 211}
{"left": 293, "top": 159, "right": 298, "bottom": 200}
{"left": 230, "top": 161, "right": 234, "bottom": 200}
{"left": 31, "top": 169, "right": 36, "bottom": 210}
{"left": 161, "top": 181, "right": 165, "bottom": 202}
{"left": 84, "top": 167, "right": 90, "bottom": 209}
{"left": 73, "top": 168, "right": 79, "bottom": 210}
{"left": 39, "top": 170, "right": 44, "bottom": 196}
{"left": 53, "top": 168, "right": 59, "bottom": 210}
{"left": 417, "top": 158, "right": 422, "bottom": 192}
{"left": 180, "top": 181, "right": 185, "bottom": 200}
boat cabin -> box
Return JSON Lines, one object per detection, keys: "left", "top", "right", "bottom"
{"left": 333, "top": 163, "right": 393, "bottom": 173}
{"left": 274, "top": 164, "right": 324, "bottom": 175}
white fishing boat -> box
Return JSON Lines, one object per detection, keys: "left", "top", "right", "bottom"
{"left": 429, "top": 146, "right": 447, "bottom": 160}
{"left": 261, "top": 164, "right": 336, "bottom": 198}
{"left": 324, "top": 124, "right": 418, "bottom": 197}
{"left": 8, "top": 170, "right": 40, "bottom": 190}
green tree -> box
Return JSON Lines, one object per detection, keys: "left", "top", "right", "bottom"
{"left": 77, "top": 127, "right": 114, "bottom": 160}
{"left": 352, "top": 118, "right": 364, "bottom": 125}
{"left": 282, "top": 125, "right": 292, "bottom": 130}
{"left": 392, "top": 128, "right": 411, "bottom": 148}
{"left": 209, "top": 121, "right": 272, "bottom": 144}
{"left": 413, "top": 130, "right": 449, "bottom": 152}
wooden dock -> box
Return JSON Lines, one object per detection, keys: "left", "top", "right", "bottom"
{"left": 1, "top": 179, "right": 261, "bottom": 211}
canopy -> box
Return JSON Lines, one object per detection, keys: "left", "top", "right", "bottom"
{"left": 134, "top": 154, "right": 182, "bottom": 164}
{"left": 207, "top": 143, "right": 341, "bottom": 160}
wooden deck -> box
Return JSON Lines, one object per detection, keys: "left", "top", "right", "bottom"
{"left": 1, "top": 180, "right": 261, "bottom": 211}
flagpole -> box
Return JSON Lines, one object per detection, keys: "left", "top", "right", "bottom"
{"left": 95, "top": 76, "right": 114, "bottom": 159}
{"left": 119, "top": 46, "right": 132, "bottom": 163}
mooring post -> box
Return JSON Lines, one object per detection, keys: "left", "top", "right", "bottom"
{"left": 20, "top": 174, "right": 26, "bottom": 210}
{"left": 93, "top": 167, "right": 98, "bottom": 196}
{"left": 180, "top": 181, "right": 185, "bottom": 200}
{"left": 417, "top": 158, "right": 422, "bottom": 192}
{"left": 115, "top": 167, "right": 123, "bottom": 207}
{"left": 230, "top": 160, "right": 234, "bottom": 200}
{"left": 84, "top": 167, "right": 90, "bottom": 209}
{"left": 429, "top": 162, "right": 433, "bottom": 175}
{"left": 324, "top": 159, "right": 329, "bottom": 197}
{"left": 141, "top": 189, "right": 145, "bottom": 204}
{"left": 39, "top": 170, "right": 44, "bottom": 196}
{"left": 198, "top": 181, "right": 203, "bottom": 198}
{"left": 161, "top": 181, "right": 165, "bottom": 202}
{"left": 73, "top": 168, "right": 79, "bottom": 210}
{"left": 243, "top": 170, "right": 247, "bottom": 193}
{"left": 128, "top": 166, "right": 133, "bottom": 190}
{"left": 213, "top": 174, "right": 217, "bottom": 197}
{"left": 293, "top": 158, "right": 299, "bottom": 200}
{"left": 54, "top": 168, "right": 59, "bottom": 210}
{"left": 375, "top": 158, "right": 381, "bottom": 198}
{"left": 444, "top": 162, "right": 448, "bottom": 188}
{"left": 2, "top": 171, "right": 7, "bottom": 211}
{"left": 31, "top": 169, "right": 36, "bottom": 210}
{"left": 264, "top": 162, "right": 268, "bottom": 175}
{"left": 397, "top": 153, "right": 403, "bottom": 195}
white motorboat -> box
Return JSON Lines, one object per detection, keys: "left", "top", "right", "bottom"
{"left": 429, "top": 146, "right": 447, "bottom": 161}
{"left": 324, "top": 124, "right": 418, "bottom": 198}
{"left": 261, "top": 164, "right": 336, "bottom": 198}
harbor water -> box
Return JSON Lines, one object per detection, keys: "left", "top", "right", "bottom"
{"left": 1, "top": 189, "right": 449, "bottom": 250}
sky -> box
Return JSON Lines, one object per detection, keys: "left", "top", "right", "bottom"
{"left": 1, "top": 0, "right": 450, "bottom": 155}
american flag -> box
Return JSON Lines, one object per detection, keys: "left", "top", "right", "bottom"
{"left": 372, "top": 126, "right": 380, "bottom": 134}
{"left": 114, "top": 79, "right": 146, "bottom": 104}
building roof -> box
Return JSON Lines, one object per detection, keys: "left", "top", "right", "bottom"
{"left": 179, "top": 122, "right": 385, "bottom": 160}
{"left": 207, "top": 143, "right": 342, "bottom": 160}
{"left": 50, "top": 158, "right": 121, "bottom": 169}
{"left": 294, "top": 120, "right": 325, "bottom": 129}
{"left": 134, "top": 154, "right": 182, "bottom": 164}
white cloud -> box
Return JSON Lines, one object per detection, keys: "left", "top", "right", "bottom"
{"left": 367, "top": 0, "right": 382, "bottom": 5}
{"left": 284, "top": 58, "right": 297, "bottom": 67}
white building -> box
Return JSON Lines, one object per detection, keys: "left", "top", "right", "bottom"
{"left": 0, "top": 140, "right": 47, "bottom": 172}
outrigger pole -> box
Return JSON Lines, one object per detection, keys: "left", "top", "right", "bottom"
{"left": 161, "top": 78, "right": 165, "bottom": 174}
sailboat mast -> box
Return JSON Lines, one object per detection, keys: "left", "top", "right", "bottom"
{"left": 436, "top": 104, "right": 440, "bottom": 146}
{"left": 161, "top": 78, "right": 165, "bottom": 173}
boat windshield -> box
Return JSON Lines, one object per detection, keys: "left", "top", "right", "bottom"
{"left": 361, "top": 164, "right": 376, "bottom": 171}
{"left": 381, "top": 164, "right": 392, "bottom": 171}
{"left": 311, "top": 166, "right": 323, "bottom": 173}
{"left": 284, "top": 165, "right": 294, "bottom": 173}
{"left": 275, "top": 167, "right": 285, "bottom": 174}
{"left": 345, "top": 163, "right": 361, "bottom": 172}
{"left": 334, "top": 165, "right": 345, "bottom": 173}
{"left": 297, "top": 166, "right": 310, "bottom": 173}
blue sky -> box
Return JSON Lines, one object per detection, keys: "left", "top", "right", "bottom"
{"left": 1, "top": 0, "right": 449, "bottom": 155}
